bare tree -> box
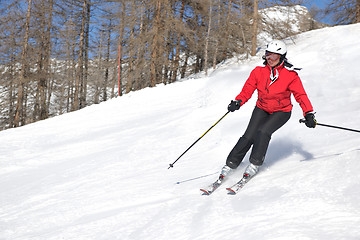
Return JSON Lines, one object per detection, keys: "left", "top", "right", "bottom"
{"left": 14, "top": 0, "right": 32, "bottom": 127}
{"left": 325, "top": 0, "right": 360, "bottom": 24}
{"left": 32, "top": 0, "right": 54, "bottom": 121}
{"left": 116, "top": 1, "right": 126, "bottom": 97}
{"left": 251, "top": 0, "right": 259, "bottom": 56}
{"left": 103, "top": 18, "right": 112, "bottom": 102}
{"left": 72, "top": 0, "right": 88, "bottom": 111}
{"left": 150, "top": 0, "right": 163, "bottom": 87}
{"left": 170, "top": 0, "right": 186, "bottom": 83}
{"left": 204, "top": 0, "right": 213, "bottom": 76}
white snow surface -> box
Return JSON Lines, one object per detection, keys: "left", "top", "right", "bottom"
{"left": 1, "top": 23, "right": 360, "bottom": 240}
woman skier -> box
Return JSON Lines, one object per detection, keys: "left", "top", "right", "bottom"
{"left": 202, "top": 40, "right": 317, "bottom": 194}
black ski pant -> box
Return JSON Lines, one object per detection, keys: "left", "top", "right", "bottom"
{"left": 226, "top": 106, "right": 291, "bottom": 169}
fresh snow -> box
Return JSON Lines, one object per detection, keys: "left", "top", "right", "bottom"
{"left": 1, "top": 23, "right": 360, "bottom": 240}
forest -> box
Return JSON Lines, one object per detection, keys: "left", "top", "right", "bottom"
{"left": 0, "top": 0, "right": 359, "bottom": 130}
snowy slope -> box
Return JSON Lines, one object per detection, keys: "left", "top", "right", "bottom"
{"left": 1, "top": 23, "right": 360, "bottom": 240}
{"left": 258, "top": 5, "right": 325, "bottom": 46}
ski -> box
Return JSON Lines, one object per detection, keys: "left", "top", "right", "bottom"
{"left": 200, "top": 177, "right": 223, "bottom": 195}
{"left": 226, "top": 173, "right": 252, "bottom": 195}
{"left": 200, "top": 164, "right": 258, "bottom": 195}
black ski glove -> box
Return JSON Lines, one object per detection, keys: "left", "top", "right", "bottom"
{"left": 228, "top": 100, "right": 242, "bottom": 112}
{"left": 304, "top": 112, "right": 317, "bottom": 128}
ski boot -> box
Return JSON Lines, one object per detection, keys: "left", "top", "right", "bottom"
{"left": 200, "top": 165, "right": 233, "bottom": 195}
{"left": 243, "top": 163, "right": 259, "bottom": 179}
{"left": 220, "top": 164, "right": 233, "bottom": 179}
{"left": 226, "top": 163, "right": 260, "bottom": 195}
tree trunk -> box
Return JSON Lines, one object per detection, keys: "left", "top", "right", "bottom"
{"left": 94, "top": 29, "right": 103, "bottom": 104}
{"left": 181, "top": 49, "right": 189, "bottom": 79}
{"left": 357, "top": 0, "right": 360, "bottom": 23}
{"left": 204, "top": 0, "right": 212, "bottom": 76}
{"left": 37, "top": 0, "right": 53, "bottom": 121}
{"left": 126, "top": 27, "right": 135, "bottom": 93}
{"left": 14, "top": 0, "right": 32, "bottom": 127}
{"left": 150, "top": 0, "right": 162, "bottom": 87}
{"left": 73, "top": 0, "right": 87, "bottom": 111}
{"left": 251, "top": 0, "right": 259, "bottom": 56}
{"left": 116, "top": 1, "right": 126, "bottom": 97}
{"left": 222, "top": 0, "right": 232, "bottom": 59}
{"left": 103, "top": 19, "right": 112, "bottom": 102}
{"left": 212, "top": 0, "right": 221, "bottom": 69}
{"left": 171, "top": 0, "right": 184, "bottom": 83}
{"left": 8, "top": 38, "right": 16, "bottom": 127}
{"left": 82, "top": 0, "right": 91, "bottom": 108}
{"left": 44, "top": 0, "right": 53, "bottom": 120}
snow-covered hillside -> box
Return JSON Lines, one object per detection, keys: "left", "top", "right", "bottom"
{"left": 1, "top": 23, "right": 360, "bottom": 240}
{"left": 258, "top": 5, "right": 326, "bottom": 45}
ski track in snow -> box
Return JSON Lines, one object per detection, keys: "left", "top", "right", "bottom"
{"left": 1, "top": 23, "right": 360, "bottom": 240}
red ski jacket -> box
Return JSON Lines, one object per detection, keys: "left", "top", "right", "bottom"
{"left": 235, "top": 63, "right": 313, "bottom": 116}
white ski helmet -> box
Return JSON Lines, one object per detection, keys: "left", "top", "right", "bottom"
{"left": 266, "top": 40, "right": 287, "bottom": 56}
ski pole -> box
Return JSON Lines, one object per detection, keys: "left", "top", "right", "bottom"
{"left": 299, "top": 119, "right": 360, "bottom": 133}
{"left": 168, "top": 111, "right": 230, "bottom": 169}
{"left": 175, "top": 172, "right": 218, "bottom": 184}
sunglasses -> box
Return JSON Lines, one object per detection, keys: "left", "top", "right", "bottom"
{"left": 265, "top": 52, "right": 280, "bottom": 61}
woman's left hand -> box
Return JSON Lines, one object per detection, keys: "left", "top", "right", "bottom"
{"left": 304, "top": 112, "right": 317, "bottom": 128}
